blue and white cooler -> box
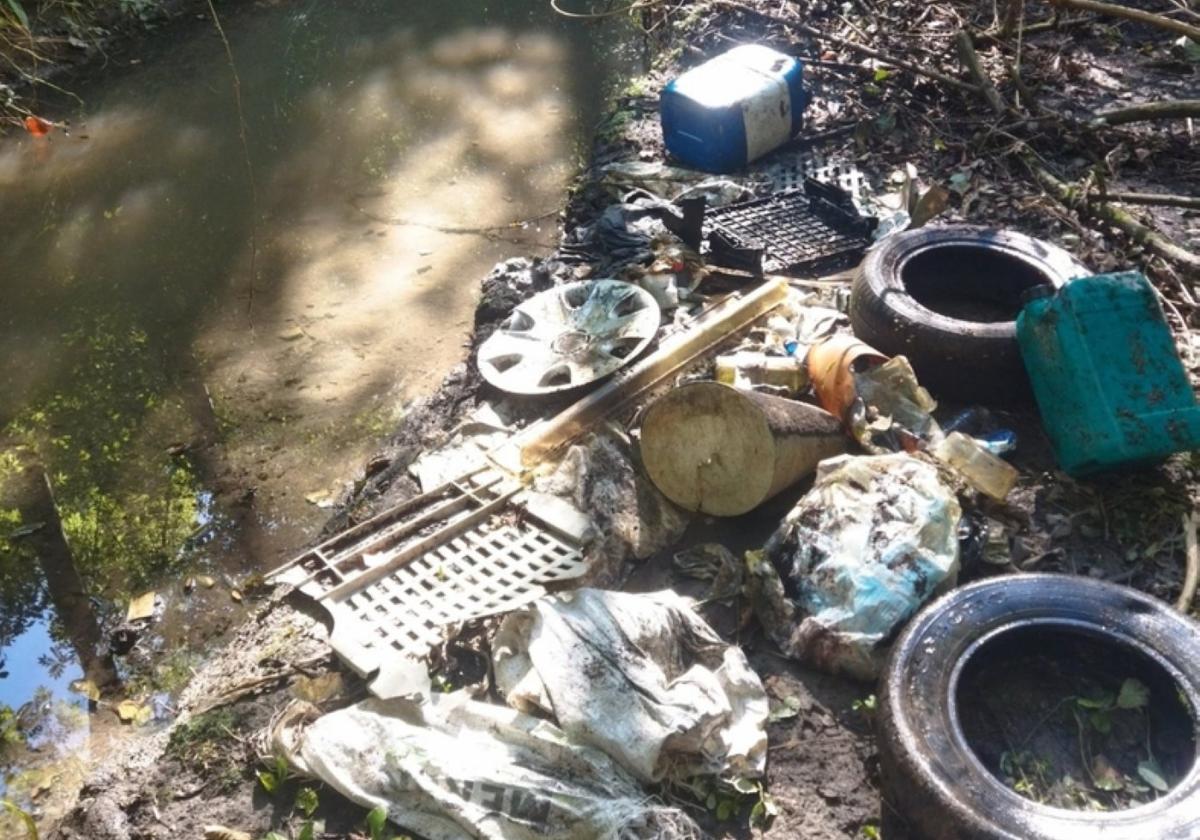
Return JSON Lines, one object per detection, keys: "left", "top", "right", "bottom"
{"left": 660, "top": 44, "right": 808, "bottom": 173}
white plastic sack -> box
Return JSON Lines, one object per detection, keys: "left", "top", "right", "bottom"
{"left": 752, "top": 454, "right": 961, "bottom": 679}
{"left": 493, "top": 589, "right": 768, "bottom": 783}
{"left": 292, "top": 692, "right": 701, "bottom": 840}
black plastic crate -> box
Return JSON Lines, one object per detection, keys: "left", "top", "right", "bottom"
{"left": 705, "top": 180, "right": 874, "bottom": 276}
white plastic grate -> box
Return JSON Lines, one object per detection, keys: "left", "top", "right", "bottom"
{"left": 270, "top": 468, "right": 588, "bottom": 696}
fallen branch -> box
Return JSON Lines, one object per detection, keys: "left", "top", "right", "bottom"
{"left": 1088, "top": 190, "right": 1200, "bottom": 210}
{"left": 712, "top": 0, "right": 984, "bottom": 94}
{"left": 1029, "top": 159, "right": 1200, "bottom": 271}
{"left": 955, "top": 30, "right": 1009, "bottom": 114}
{"left": 1177, "top": 513, "right": 1199, "bottom": 615}
{"left": 1091, "top": 99, "right": 1200, "bottom": 127}
{"left": 1048, "top": 0, "right": 1200, "bottom": 41}
{"left": 974, "top": 15, "right": 1096, "bottom": 43}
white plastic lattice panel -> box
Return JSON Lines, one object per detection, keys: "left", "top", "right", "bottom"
{"left": 269, "top": 468, "right": 589, "bottom": 697}
{"left": 753, "top": 152, "right": 869, "bottom": 198}
{"left": 336, "top": 521, "right": 586, "bottom": 659}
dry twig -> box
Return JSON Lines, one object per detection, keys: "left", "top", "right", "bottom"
{"left": 1177, "top": 514, "right": 1199, "bottom": 615}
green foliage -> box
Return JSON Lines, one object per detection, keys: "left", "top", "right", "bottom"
{"left": 257, "top": 755, "right": 290, "bottom": 796}
{"left": 1000, "top": 750, "right": 1053, "bottom": 801}
{"left": 1074, "top": 677, "right": 1150, "bottom": 738}
{"left": 166, "top": 707, "right": 243, "bottom": 784}
{"left": 851, "top": 694, "right": 877, "bottom": 716}
{"left": 0, "top": 705, "right": 24, "bottom": 751}
{"left": 4, "top": 0, "right": 29, "bottom": 30}
{"left": 365, "top": 806, "right": 393, "bottom": 840}
{"left": 294, "top": 786, "right": 318, "bottom": 818}
{"left": 675, "top": 776, "right": 776, "bottom": 829}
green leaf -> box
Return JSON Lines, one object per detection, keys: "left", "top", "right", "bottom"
{"left": 947, "top": 171, "right": 973, "bottom": 195}
{"left": 1076, "top": 693, "right": 1114, "bottom": 710}
{"left": 5, "top": 0, "right": 29, "bottom": 31}
{"left": 1089, "top": 710, "right": 1113, "bottom": 735}
{"left": 729, "top": 777, "right": 759, "bottom": 795}
{"left": 1138, "top": 758, "right": 1170, "bottom": 792}
{"left": 873, "top": 67, "right": 891, "bottom": 82}
{"left": 1117, "top": 678, "right": 1150, "bottom": 710}
{"left": 2, "top": 800, "right": 37, "bottom": 840}
{"left": 716, "top": 799, "right": 735, "bottom": 821}
{"left": 297, "top": 822, "right": 315, "bottom": 840}
{"left": 295, "top": 786, "right": 319, "bottom": 818}
{"left": 768, "top": 695, "right": 801, "bottom": 723}
{"left": 365, "top": 805, "right": 391, "bottom": 840}
{"left": 750, "top": 790, "right": 779, "bottom": 827}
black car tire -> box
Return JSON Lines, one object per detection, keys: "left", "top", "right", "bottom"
{"left": 877, "top": 574, "right": 1200, "bottom": 840}
{"left": 848, "top": 227, "right": 1088, "bottom": 404}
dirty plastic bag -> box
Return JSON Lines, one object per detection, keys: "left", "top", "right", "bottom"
{"left": 493, "top": 589, "right": 768, "bottom": 783}
{"left": 291, "top": 692, "right": 702, "bottom": 840}
{"left": 533, "top": 430, "right": 688, "bottom": 584}
{"left": 750, "top": 454, "right": 961, "bottom": 679}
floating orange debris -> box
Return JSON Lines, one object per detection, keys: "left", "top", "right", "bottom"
{"left": 24, "top": 115, "right": 52, "bottom": 137}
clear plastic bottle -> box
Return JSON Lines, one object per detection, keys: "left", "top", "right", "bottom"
{"left": 933, "top": 432, "right": 1018, "bottom": 501}
{"left": 715, "top": 352, "right": 809, "bottom": 396}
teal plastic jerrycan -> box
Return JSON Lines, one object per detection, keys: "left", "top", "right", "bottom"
{"left": 1017, "top": 271, "right": 1200, "bottom": 476}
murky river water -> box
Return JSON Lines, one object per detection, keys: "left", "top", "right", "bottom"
{"left": 0, "top": 0, "right": 638, "bottom": 826}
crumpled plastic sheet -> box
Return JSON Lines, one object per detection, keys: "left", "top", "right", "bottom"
{"left": 564, "top": 192, "right": 677, "bottom": 271}
{"left": 750, "top": 454, "right": 961, "bottom": 679}
{"left": 493, "top": 588, "right": 769, "bottom": 784}
{"left": 533, "top": 431, "right": 688, "bottom": 585}
{"left": 290, "top": 692, "right": 704, "bottom": 840}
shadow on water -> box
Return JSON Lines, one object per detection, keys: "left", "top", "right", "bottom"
{"left": 0, "top": 0, "right": 640, "bottom": 825}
